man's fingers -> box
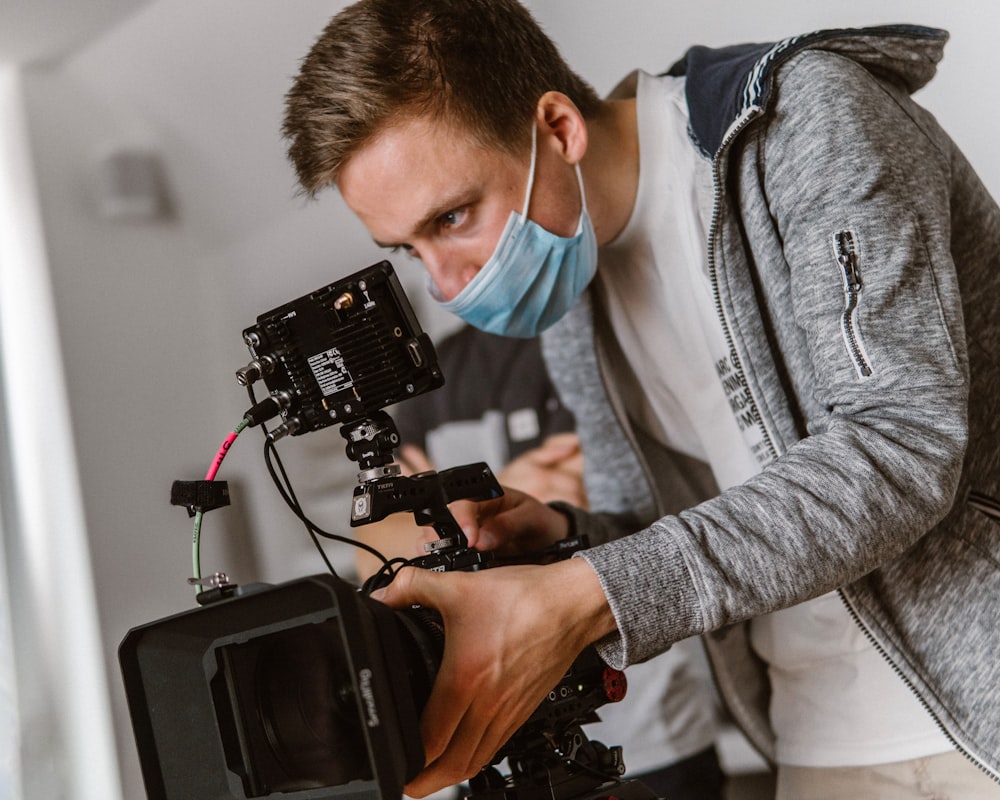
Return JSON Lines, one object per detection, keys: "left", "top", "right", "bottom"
{"left": 408, "top": 682, "right": 536, "bottom": 797}
{"left": 406, "top": 722, "right": 506, "bottom": 796}
{"left": 416, "top": 632, "right": 476, "bottom": 763}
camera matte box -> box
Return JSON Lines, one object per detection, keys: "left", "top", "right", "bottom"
{"left": 119, "top": 574, "right": 425, "bottom": 800}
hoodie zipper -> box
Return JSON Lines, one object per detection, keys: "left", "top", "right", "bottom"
{"left": 833, "top": 230, "right": 873, "bottom": 378}
{"left": 706, "top": 109, "right": 780, "bottom": 468}
{"left": 837, "top": 589, "right": 1000, "bottom": 784}
{"left": 701, "top": 108, "right": 782, "bottom": 764}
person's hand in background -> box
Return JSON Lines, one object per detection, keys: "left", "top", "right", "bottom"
{"left": 497, "top": 433, "right": 588, "bottom": 509}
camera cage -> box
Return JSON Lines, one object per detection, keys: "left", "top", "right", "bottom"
{"left": 119, "top": 262, "right": 656, "bottom": 800}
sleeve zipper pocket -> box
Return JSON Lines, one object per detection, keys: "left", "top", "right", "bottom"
{"left": 833, "top": 230, "right": 873, "bottom": 378}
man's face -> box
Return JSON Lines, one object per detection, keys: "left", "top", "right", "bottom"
{"left": 338, "top": 114, "right": 580, "bottom": 301}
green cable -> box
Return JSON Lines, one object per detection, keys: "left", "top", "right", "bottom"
{"left": 191, "top": 418, "right": 250, "bottom": 596}
{"left": 192, "top": 510, "right": 204, "bottom": 595}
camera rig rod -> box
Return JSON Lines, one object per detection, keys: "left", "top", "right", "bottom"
{"left": 343, "top": 411, "right": 503, "bottom": 563}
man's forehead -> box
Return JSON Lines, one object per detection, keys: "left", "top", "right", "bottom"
{"left": 339, "top": 116, "right": 518, "bottom": 240}
{"left": 342, "top": 116, "right": 474, "bottom": 193}
{"left": 365, "top": 111, "right": 482, "bottom": 157}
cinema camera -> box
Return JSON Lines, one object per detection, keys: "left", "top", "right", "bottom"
{"left": 119, "top": 261, "right": 657, "bottom": 800}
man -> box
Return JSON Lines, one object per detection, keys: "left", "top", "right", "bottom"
{"left": 283, "top": 3, "right": 1000, "bottom": 798}
{"left": 353, "top": 324, "right": 725, "bottom": 799}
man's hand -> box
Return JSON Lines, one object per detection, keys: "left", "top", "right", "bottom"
{"left": 420, "top": 486, "right": 572, "bottom": 556}
{"left": 372, "top": 558, "right": 617, "bottom": 797}
{"left": 355, "top": 441, "right": 582, "bottom": 578}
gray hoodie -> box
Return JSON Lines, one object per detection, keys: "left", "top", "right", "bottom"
{"left": 542, "top": 25, "right": 1000, "bottom": 779}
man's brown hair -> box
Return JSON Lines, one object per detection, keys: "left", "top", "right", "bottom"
{"left": 283, "top": 0, "right": 602, "bottom": 196}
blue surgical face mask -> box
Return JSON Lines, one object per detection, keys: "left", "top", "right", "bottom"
{"left": 432, "top": 126, "right": 597, "bottom": 338}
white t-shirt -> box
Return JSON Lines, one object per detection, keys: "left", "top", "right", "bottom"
{"left": 596, "top": 69, "right": 952, "bottom": 767}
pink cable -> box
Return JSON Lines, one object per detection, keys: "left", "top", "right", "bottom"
{"left": 205, "top": 425, "right": 244, "bottom": 481}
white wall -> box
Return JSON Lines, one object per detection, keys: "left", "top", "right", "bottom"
{"left": 530, "top": 1, "right": 997, "bottom": 194}
{"left": 19, "top": 2, "right": 999, "bottom": 797}
{"left": 1, "top": 64, "right": 122, "bottom": 800}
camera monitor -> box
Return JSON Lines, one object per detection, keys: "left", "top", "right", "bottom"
{"left": 236, "top": 260, "right": 443, "bottom": 438}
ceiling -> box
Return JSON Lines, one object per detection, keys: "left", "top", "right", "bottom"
{"left": 0, "top": 0, "right": 151, "bottom": 64}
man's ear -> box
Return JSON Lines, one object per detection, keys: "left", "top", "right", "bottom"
{"left": 535, "top": 91, "right": 588, "bottom": 165}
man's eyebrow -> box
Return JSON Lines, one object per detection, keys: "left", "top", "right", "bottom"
{"left": 372, "top": 189, "right": 476, "bottom": 249}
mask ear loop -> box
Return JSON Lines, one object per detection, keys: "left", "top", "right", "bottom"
{"left": 520, "top": 124, "right": 539, "bottom": 219}
{"left": 524, "top": 121, "right": 589, "bottom": 232}
{"left": 575, "top": 162, "right": 589, "bottom": 216}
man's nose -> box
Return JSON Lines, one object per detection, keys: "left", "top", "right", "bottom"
{"left": 421, "top": 249, "right": 470, "bottom": 302}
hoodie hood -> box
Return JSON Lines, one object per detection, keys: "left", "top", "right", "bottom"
{"left": 666, "top": 25, "right": 949, "bottom": 158}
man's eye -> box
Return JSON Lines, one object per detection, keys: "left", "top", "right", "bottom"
{"left": 389, "top": 244, "right": 420, "bottom": 261}
{"left": 439, "top": 209, "right": 465, "bottom": 228}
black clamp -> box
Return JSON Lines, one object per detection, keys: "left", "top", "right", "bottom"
{"left": 171, "top": 480, "right": 230, "bottom": 518}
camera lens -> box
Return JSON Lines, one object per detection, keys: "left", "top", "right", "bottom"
{"left": 255, "top": 623, "right": 373, "bottom": 788}
{"left": 214, "top": 620, "right": 374, "bottom": 796}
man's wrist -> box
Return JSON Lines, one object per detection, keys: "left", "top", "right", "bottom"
{"left": 549, "top": 557, "right": 618, "bottom": 645}
{"left": 547, "top": 500, "right": 579, "bottom": 538}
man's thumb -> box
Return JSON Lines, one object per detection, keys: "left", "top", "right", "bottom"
{"left": 369, "top": 566, "right": 432, "bottom": 608}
